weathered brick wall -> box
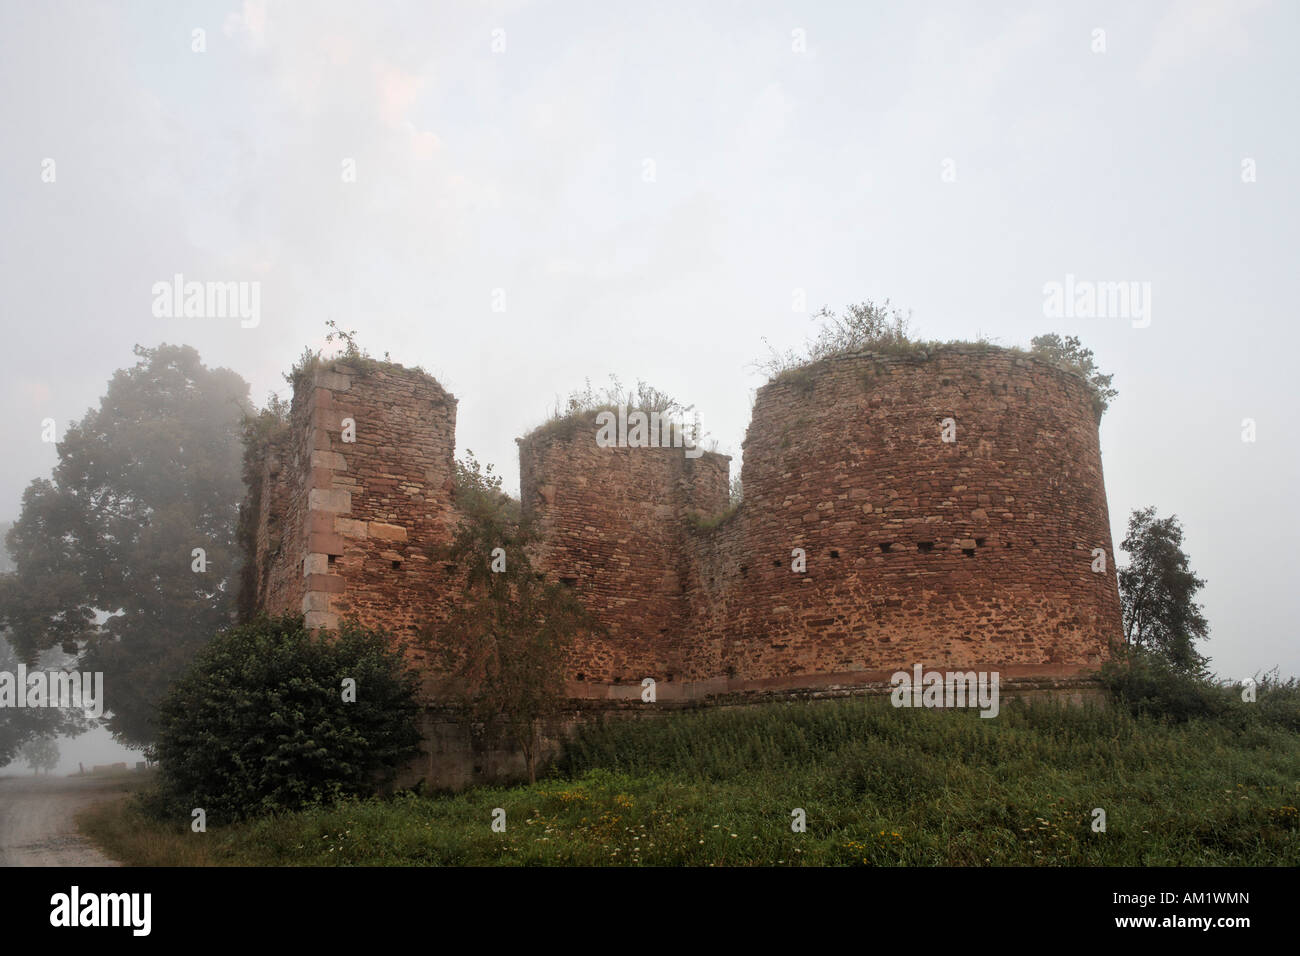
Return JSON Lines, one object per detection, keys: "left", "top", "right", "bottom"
{"left": 251, "top": 362, "right": 461, "bottom": 677}
{"left": 248, "top": 384, "right": 314, "bottom": 619}
{"left": 251, "top": 345, "right": 1121, "bottom": 706}
{"left": 517, "top": 426, "right": 729, "bottom": 686}
{"left": 682, "top": 346, "right": 1120, "bottom": 684}
{"left": 300, "top": 363, "right": 460, "bottom": 639}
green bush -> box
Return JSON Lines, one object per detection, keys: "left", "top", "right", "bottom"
{"left": 1100, "top": 647, "right": 1229, "bottom": 722}
{"left": 145, "top": 615, "right": 422, "bottom": 823}
{"left": 1101, "top": 648, "right": 1300, "bottom": 732}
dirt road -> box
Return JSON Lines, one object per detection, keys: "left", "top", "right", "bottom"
{"left": 0, "top": 774, "right": 128, "bottom": 866}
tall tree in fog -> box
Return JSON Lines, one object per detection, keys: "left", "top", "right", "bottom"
{"left": 0, "top": 344, "right": 250, "bottom": 746}
{"left": 19, "top": 735, "right": 59, "bottom": 775}
{"left": 0, "top": 633, "right": 87, "bottom": 767}
{"left": 1118, "top": 506, "right": 1210, "bottom": 674}
{"left": 0, "top": 521, "right": 89, "bottom": 767}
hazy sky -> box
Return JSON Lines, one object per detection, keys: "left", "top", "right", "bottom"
{"left": 1, "top": 0, "right": 1296, "bottom": 682}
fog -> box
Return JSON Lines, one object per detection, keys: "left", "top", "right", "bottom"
{"left": 1, "top": 0, "right": 1296, "bottom": 690}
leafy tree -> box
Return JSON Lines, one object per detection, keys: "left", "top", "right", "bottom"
{"left": 421, "top": 453, "right": 593, "bottom": 783}
{"left": 19, "top": 735, "right": 59, "bottom": 775}
{"left": 0, "top": 344, "right": 251, "bottom": 746}
{"left": 0, "top": 529, "right": 89, "bottom": 767}
{"left": 146, "top": 615, "right": 422, "bottom": 823}
{"left": 1029, "top": 333, "right": 1118, "bottom": 418}
{"left": 0, "top": 634, "right": 88, "bottom": 768}
{"left": 1117, "top": 506, "right": 1210, "bottom": 673}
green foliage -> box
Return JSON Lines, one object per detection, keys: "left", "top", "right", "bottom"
{"left": 759, "top": 300, "right": 917, "bottom": 380}
{"left": 0, "top": 634, "right": 89, "bottom": 768}
{"left": 234, "top": 395, "right": 291, "bottom": 622}
{"left": 0, "top": 344, "right": 251, "bottom": 746}
{"left": 420, "top": 454, "right": 594, "bottom": 782}
{"left": 145, "top": 615, "right": 421, "bottom": 824}
{"left": 1029, "top": 333, "right": 1118, "bottom": 418}
{"left": 324, "top": 319, "right": 363, "bottom": 359}
{"left": 285, "top": 322, "right": 427, "bottom": 397}
{"left": 1100, "top": 647, "right": 1229, "bottom": 722}
{"left": 1100, "top": 647, "right": 1300, "bottom": 731}
{"left": 1118, "top": 506, "right": 1209, "bottom": 673}
{"left": 687, "top": 503, "right": 741, "bottom": 532}
{"left": 756, "top": 301, "right": 1118, "bottom": 419}
{"left": 19, "top": 734, "right": 59, "bottom": 774}
{"left": 524, "top": 375, "right": 700, "bottom": 446}
{"left": 95, "top": 695, "right": 1300, "bottom": 866}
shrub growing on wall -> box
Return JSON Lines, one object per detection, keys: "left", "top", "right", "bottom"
{"left": 420, "top": 453, "right": 594, "bottom": 783}
{"left": 146, "top": 615, "right": 422, "bottom": 823}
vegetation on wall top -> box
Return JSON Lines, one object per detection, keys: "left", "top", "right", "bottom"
{"left": 286, "top": 321, "right": 439, "bottom": 397}
{"left": 757, "top": 300, "right": 1118, "bottom": 419}
{"left": 521, "top": 374, "right": 704, "bottom": 447}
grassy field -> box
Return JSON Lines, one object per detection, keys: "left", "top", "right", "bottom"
{"left": 79, "top": 696, "right": 1300, "bottom": 866}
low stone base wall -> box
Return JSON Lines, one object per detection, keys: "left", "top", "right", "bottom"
{"left": 395, "top": 675, "right": 1107, "bottom": 792}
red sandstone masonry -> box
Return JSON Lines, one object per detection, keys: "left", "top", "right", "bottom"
{"left": 516, "top": 429, "right": 729, "bottom": 685}
{"left": 250, "top": 345, "right": 1121, "bottom": 703}
{"left": 681, "top": 347, "right": 1120, "bottom": 685}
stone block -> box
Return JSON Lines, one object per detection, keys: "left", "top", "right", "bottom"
{"left": 369, "top": 522, "right": 408, "bottom": 542}
{"left": 311, "top": 449, "right": 348, "bottom": 471}
{"left": 315, "top": 370, "right": 352, "bottom": 392}
{"left": 305, "top": 573, "right": 345, "bottom": 594}
{"left": 301, "top": 591, "right": 330, "bottom": 613}
{"left": 309, "top": 532, "right": 348, "bottom": 555}
{"left": 308, "top": 488, "right": 351, "bottom": 513}
{"left": 304, "top": 610, "right": 339, "bottom": 630}
{"left": 335, "top": 518, "right": 368, "bottom": 538}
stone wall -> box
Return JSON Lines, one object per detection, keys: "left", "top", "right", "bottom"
{"left": 399, "top": 676, "right": 1107, "bottom": 791}
{"left": 249, "top": 344, "right": 1123, "bottom": 785}
{"left": 248, "top": 361, "right": 460, "bottom": 666}
{"left": 517, "top": 426, "right": 729, "bottom": 686}
{"left": 679, "top": 346, "right": 1120, "bottom": 687}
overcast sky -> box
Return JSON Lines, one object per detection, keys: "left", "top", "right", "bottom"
{"left": 1, "top": 0, "right": 1296, "bottom": 682}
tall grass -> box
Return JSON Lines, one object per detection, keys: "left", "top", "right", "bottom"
{"left": 83, "top": 695, "right": 1300, "bottom": 866}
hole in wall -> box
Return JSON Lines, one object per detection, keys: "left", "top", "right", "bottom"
{"left": 879, "top": 542, "right": 892, "bottom": 553}
{"left": 772, "top": 559, "right": 781, "bottom": 567}
{"left": 327, "top": 554, "right": 338, "bottom": 565}
{"left": 391, "top": 560, "right": 402, "bottom": 570}
{"left": 1004, "top": 541, "right": 1012, "bottom": 549}
{"left": 740, "top": 565, "right": 749, "bottom": 577}
{"left": 560, "top": 576, "right": 578, "bottom": 588}
{"left": 975, "top": 538, "right": 985, "bottom": 548}
{"left": 917, "top": 541, "right": 934, "bottom": 553}
{"left": 962, "top": 548, "right": 975, "bottom": 557}
{"left": 830, "top": 550, "right": 840, "bottom": 559}
{"left": 575, "top": 673, "right": 585, "bottom": 682}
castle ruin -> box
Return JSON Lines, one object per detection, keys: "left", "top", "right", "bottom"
{"left": 246, "top": 344, "right": 1123, "bottom": 785}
